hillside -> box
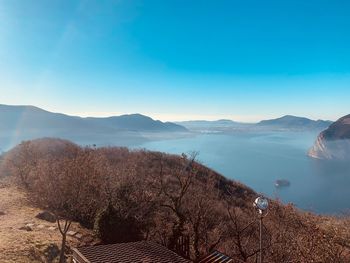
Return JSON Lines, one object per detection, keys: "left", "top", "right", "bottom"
{"left": 322, "top": 114, "right": 350, "bottom": 140}
{"left": 0, "top": 177, "right": 95, "bottom": 263}
{"left": 257, "top": 115, "right": 332, "bottom": 130}
{"left": 309, "top": 114, "right": 350, "bottom": 160}
{"left": 1, "top": 138, "right": 350, "bottom": 262}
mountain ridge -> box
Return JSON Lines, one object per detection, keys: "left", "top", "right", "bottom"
{"left": 177, "top": 115, "right": 332, "bottom": 131}
{"left": 257, "top": 115, "right": 332, "bottom": 129}
{"left": 0, "top": 104, "right": 188, "bottom": 150}
{"left": 0, "top": 104, "right": 187, "bottom": 132}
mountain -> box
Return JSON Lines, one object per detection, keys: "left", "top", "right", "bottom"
{"left": 321, "top": 114, "right": 350, "bottom": 140}
{"left": 308, "top": 114, "right": 350, "bottom": 160}
{"left": 0, "top": 104, "right": 186, "bottom": 132}
{"left": 0, "top": 104, "right": 187, "bottom": 150}
{"left": 0, "top": 105, "right": 102, "bottom": 132}
{"left": 87, "top": 114, "right": 186, "bottom": 132}
{"left": 257, "top": 115, "right": 332, "bottom": 130}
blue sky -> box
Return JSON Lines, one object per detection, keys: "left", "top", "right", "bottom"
{"left": 0, "top": 0, "right": 349, "bottom": 122}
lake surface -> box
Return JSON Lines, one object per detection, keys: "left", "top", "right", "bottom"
{"left": 135, "top": 131, "right": 350, "bottom": 214}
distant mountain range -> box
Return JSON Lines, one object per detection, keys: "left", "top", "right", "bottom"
{"left": 175, "top": 119, "right": 248, "bottom": 131}
{"left": 308, "top": 114, "right": 350, "bottom": 160}
{"left": 178, "top": 115, "right": 332, "bottom": 132}
{"left": 0, "top": 104, "right": 336, "bottom": 151}
{"left": 0, "top": 104, "right": 187, "bottom": 133}
{"left": 0, "top": 104, "right": 187, "bottom": 150}
{"left": 257, "top": 115, "right": 332, "bottom": 130}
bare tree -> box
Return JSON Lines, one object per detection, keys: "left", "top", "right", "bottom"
{"left": 226, "top": 206, "right": 261, "bottom": 262}
{"left": 3, "top": 141, "right": 37, "bottom": 188}
{"left": 57, "top": 217, "right": 72, "bottom": 263}
{"left": 187, "top": 174, "right": 224, "bottom": 260}
{"left": 32, "top": 147, "right": 102, "bottom": 262}
{"left": 157, "top": 152, "right": 197, "bottom": 251}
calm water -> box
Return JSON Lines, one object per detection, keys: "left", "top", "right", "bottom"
{"left": 136, "top": 131, "right": 350, "bottom": 214}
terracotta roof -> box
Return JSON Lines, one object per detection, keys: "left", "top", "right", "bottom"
{"left": 73, "top": 241, "right": 191, "bottom": 263}
{"left": 197, "top": 250, "right": 233, "bottom": 263}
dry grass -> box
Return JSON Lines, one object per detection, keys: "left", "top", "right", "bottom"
{"left": 0, "top": 178, "right": 94, "bottom": 263}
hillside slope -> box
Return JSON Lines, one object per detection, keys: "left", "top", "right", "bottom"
{"left": 309, "top": 114, "right": 350, "bottom": 160}
{"left": 0, "top": 178, "right": 94, "bottom": 263}
{"left": 1, "top": 138, "right": 350, "bottom": 262}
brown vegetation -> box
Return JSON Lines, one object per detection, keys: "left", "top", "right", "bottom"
{"left": 1, "top": 138, "right": 350, "bottom": 262}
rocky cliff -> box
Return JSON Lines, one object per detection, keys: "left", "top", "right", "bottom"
{"left": 308, "top": 114, "right": 350, "bottom": 160}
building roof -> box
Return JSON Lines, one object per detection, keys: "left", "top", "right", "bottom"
{"left": 73, "top": 241, "right": 191, "bottom": 263}
{"left": 197, "top": 250, "right": 233, "bottom": 263}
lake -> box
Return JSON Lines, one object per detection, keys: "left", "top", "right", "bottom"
{"left": 135, "top": 131, "right": 350, "bottom": 214}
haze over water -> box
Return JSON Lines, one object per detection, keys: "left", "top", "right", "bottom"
{"left": 136, "top": 131, "right": 350, "bottom": 214}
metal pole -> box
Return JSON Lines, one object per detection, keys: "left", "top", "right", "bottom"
{"left": 254, "top": 197, "right": 268, "bottom": 263}
{"left": 259, "top": 213, "right": 262, "bottom": 263}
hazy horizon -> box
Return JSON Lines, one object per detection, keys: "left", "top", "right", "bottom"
{"left": 0, "top": 103, "right": 339, "bottom": 123}
{"left": 16, "top": 107, "right": 345, "bottom": 123}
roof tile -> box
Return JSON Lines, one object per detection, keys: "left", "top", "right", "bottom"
{"left": 73, "top": 241, "right": 191, "bottom": 263}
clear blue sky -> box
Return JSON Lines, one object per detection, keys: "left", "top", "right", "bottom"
{"left": 0, "top": 0, "right": 349, "bottom": 122}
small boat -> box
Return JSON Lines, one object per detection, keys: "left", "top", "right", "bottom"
{"left": 275, "top": 179, "right": 290, "bottom": 188}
